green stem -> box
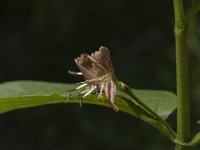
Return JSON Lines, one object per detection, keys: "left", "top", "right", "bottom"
{"left": 173, "top": 0, "right": 190, "bottom": 149}
{"left": 117, "top": 81, "right": 176, "bottom": 140}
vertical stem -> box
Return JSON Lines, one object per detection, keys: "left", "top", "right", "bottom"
{"left": 173, "top": 0, "right": 190, "bottom": 149}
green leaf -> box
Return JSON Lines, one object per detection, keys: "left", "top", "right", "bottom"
{"left": 121, "top": 89, "right": 177, "bottom": 120}
{"left": 0, "top": 81, "right": 177, "bottom": 139}
{"left": 186, "top": 0, "right": 200, "bottom": 22}
{"left": 176, "top": 132, "right": 200, "bottom": 147}
{"left": 188, "top": 132, "right": 200, "bottom": 146}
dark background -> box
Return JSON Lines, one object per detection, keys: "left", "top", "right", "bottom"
{"left": 0, "top": 0, "right": 200, "bottom": 149}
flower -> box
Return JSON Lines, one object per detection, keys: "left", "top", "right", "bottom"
{"left": 69, "top": 46, "right": 119, "bottom": 111}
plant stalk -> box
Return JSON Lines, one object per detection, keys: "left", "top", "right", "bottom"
{"left": 173, "top": 0, "right": 190, "bottom": 149}
{"left": 117, "top": 81, "right": 176, "bottom": 141}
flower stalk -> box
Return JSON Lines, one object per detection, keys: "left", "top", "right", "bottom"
{"left": 117, "top": 81, "right": 176, "bottom": 140}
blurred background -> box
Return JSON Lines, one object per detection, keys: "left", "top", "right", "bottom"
{"left": 0, "top": 0, "right": 200, "bottom": 149}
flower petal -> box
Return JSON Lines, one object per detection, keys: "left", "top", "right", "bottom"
{"left": 92, "top": 46, "right": 114, "bottom": 73}
{"left": 75, "top": 54, "right": 98, "bottom": 82}
{"left": 104, "top": 81, "right": 118, "bottom": 111}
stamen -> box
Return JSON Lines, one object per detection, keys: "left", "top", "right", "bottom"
{"left": 76, "top": 77, "right": 101, "bottom": 85}
{"left": 68, "top": 70, "right": 83, "bottom": 75}
{"left": 76, "top": 74, "right": 109, "bottom": 86}
{"left": 76, "top": 81, "right": 87, "bottom": 84}
{"left": 65, "top": 94, "right": 72, "bottom": 103}
{"left": 76, "top": 83, "right": 88, "bottom": 90}
{"left": 80, "top": 97, "right": 83, "bottom": 108}
{"left": 87, "top": 74, "right": 109, "bottom": 83}
{"left": 85, "top": 77, "right": 100, "bottom": 83}
{"left": 80, "top": 88, "right": 90, "bottom": 94}
{"left": 111, "top": 104, "right": 119, "bottom": 112}
{"left": 99, "top": 84, "right": 104, "bottom": 96}
{"left": 83, "top": 86, "right": 97, "bottom": 98}
{"left": 98, "top": 84, "right": 105, "bottom": 99}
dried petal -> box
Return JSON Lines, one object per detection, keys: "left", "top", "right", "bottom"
{"left": 92, "top": 46, "right": 114, "bottom": 73}
{"left": 75, "top": 54, "right": 98, "bottom": 85}
{"left": 104, "top": 81, "right": 118, "bottom": 111}
{"left": 75, "top": 47, "right": 115, "bottom": 81}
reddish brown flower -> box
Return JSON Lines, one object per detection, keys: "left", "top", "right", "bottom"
{"left": 69, "top": 46, "right": 118, "bottom": 111}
